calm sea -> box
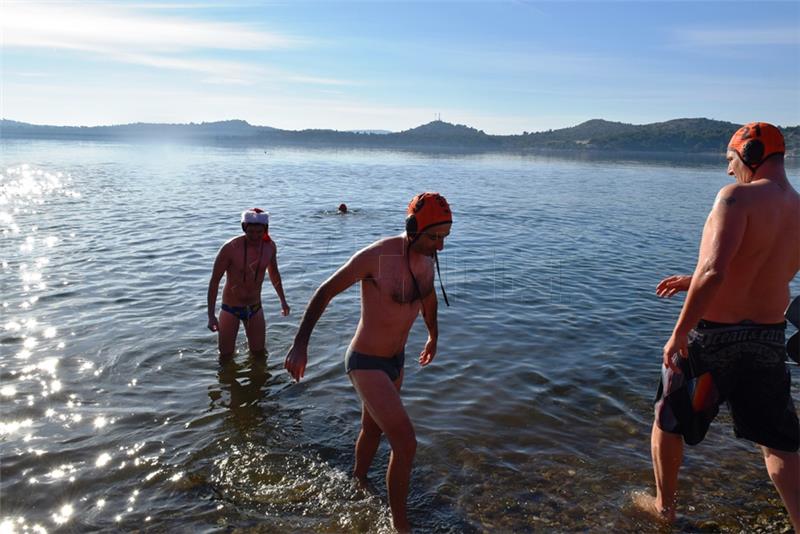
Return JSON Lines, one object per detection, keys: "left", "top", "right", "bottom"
{"left": 1, "top": 139, "right": 798, "bottom": 533}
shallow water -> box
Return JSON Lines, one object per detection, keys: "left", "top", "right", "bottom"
{"left": 1, "top": 140, "right": 798, "bottom": 533}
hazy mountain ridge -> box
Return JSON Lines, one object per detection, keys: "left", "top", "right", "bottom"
{"left": 2, "top": 118, "right": 797, "bottom": 156}
{"left": 0, "top": 118, "right": 276, "bottom": 138}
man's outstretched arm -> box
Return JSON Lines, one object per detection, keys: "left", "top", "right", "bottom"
{"left": 656, "top": 275, "right": 692, "bottom": 298}
{"left": 284, "top": 249, "right": 375, "bottom": 381}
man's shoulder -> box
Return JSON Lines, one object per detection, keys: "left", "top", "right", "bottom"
{"left": 714, "top": 182, "right": 758, "bottom": 207}
{"left": 359, "top": 235, "right": 405, "bottom": 256}
{"left": 723, "top": 179, "right": 796, "bottom": 199}
{"left": 717, "top": 182, "right": 748, "bottom": 196}
{"left": 346, "top": 236, "right": 405, "bottom": 276}
{"left": 221, "top": 235, "right": 243, "bottom": 252}
{"left": 715, "top": 181, "right": 799, "bottom": 215}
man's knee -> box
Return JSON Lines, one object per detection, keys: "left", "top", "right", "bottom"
{"left": 362, "top": 419, "right": 382, "bottom": 439}
{"left": 247, "top": 341, "right": 266, "bottom": 353}
{"left": 389, "top": 429, "right": 417, "bottom": 461}
{"left": 218, "top": 336, "right": 236, "bottom": 357}
{"left": 245, "top": 327, "right": 266, "bottom": 351}
{"left": 761, "top": 446, "right": 800, "bottom": 472}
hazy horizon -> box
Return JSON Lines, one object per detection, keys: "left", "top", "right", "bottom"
{"left": 2, "top": 1, "right": 798, "bottom": 135}
{"left": 6, "top": 116, "right": 799, "bottom": 137}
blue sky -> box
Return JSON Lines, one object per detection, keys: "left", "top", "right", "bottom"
{"left": 2, "top": 0, "right": 798, "bottom": 134}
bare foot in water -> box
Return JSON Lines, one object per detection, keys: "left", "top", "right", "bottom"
{"left": 351, "top": 476, "right": 377, "bottom": 496}
{"left": 631, "top": 491, "right": 675, "bottom": 523}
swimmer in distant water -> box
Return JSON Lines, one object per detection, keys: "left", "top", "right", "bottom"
{"left": 207, "top": 208, "right": 290, "bottom": 361}
{"left": 635, "top": 123, "right": 799, "bottom": 529}
{"left": 284, "top": 192, "right": 453, "bottom": 533}
{"left": 338, "top": 203, "right": 348, "bottom": 214}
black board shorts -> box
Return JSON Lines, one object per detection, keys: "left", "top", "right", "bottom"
{"left": 654, "top": 320, "right": 799, "bottom": 452}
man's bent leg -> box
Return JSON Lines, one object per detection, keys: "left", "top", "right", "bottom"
{"left": 243, "top": 310, "right": 266, "bottom": 354}
{"left": 350, "top": 370, "right": 416, "bottom": 533}
{"left": 217, "top": 309, "right": 240, "bottom": 360}
{"left": 353, "top": 403, "right": 382, "bottom": 483}
{"left": 761, "top": 446, "right": 800, "bottom": 530}
{"left": 353, "top": 372, "right": 404, "bottom": 483}
{"left": 651, "top": 422, "right": 682, "bottom": 521}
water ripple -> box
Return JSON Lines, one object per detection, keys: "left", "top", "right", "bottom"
{"left": 1, "top": 143, "right": 797, "bottom": 532}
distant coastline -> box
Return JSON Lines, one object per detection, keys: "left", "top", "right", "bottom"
{"left": 2, "top": 118, "right": 798, "bottom": 157}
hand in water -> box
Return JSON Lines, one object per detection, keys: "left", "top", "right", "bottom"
{"left": 284, "top": 344, "right": 308, "bottom": 382}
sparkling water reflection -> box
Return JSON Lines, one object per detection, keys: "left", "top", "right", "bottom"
{"left": 1, "top": 140, "right": 798, "bottom": 532}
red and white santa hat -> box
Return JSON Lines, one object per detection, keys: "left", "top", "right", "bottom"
{"left": 241, "top": 208, "right": 269, "bottom": 226}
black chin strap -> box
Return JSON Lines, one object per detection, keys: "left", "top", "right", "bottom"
{"left": 434, "top": 251, "right": 450, "bottom": 307}
{"left": 243, "top": 238, "right": 264, "bottom": 283}
{"left": 407, "top": 241, "right": 450, "bottom": 308}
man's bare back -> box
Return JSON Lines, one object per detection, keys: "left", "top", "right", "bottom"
{"left": 643, "top": 123, "right": 799, "bottom": 530}
{"left": 702, "top": 178, "right": 800, "bottom": 323}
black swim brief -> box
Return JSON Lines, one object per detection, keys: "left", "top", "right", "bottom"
{"left": 655, "top": 320, "right": 799, "bottom": 452}
{"left": 345, "top": 349, "right": 405, "bottom": 382}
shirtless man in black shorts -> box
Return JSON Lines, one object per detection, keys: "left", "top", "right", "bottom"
{"left": 636, "top": 123, "right": 799, "bottom": 529}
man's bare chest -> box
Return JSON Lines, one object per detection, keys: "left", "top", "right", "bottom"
{"left": 370, "top": 264, "right": 434, "bottom": 305}
{"left": 228, "top": 245, "right": 271, "bottom": 283}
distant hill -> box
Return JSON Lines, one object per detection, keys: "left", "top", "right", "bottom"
{"left": 2, "top": 117, "right": 797, "bottom": 156}
{"left": 0, "top": 119, "right": 275, "bottom": 139}
{"left": 583, "top": 118, "right": 749, "bottom": 152}
{"left": 399, "top": 120, "right": 486, "bottom": 137}
{"left": 384, "top": 120, "right": 500, "bottom": 148}
{"left": 522, "top": 118, "right": 639, "bottom": 143}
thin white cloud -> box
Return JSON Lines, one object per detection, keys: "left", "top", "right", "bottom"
{"left": 5, "top": 71, "right": 52, "bottom": 78}
{"left": 1, "top": 2, "right": 353, "bottom": 87}
{"left": 201, "top": 77, "right": 253, "bottom": 86}
{"left": 114, "top": 2, "right": 246, "bottom": 9}
{"left": 675, "top": 27, "right": 800, "bottom": 47}
{"left": 286, "top": 75, "right": 355, "bottom": 87}
{"left": 109, "top": 51, "right": 258, "bottom": 80}
{"left": 2, "top": 3, "right": 296, "bottom": 52}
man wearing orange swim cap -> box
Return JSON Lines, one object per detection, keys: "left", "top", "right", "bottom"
{"left": 284, "top": 192, "right": 452, "bottom": 533}
{"left": 637, "top": 123, "right": 799, "bottom": 529}
{"left": 207, "top": 208, "right": 291, "bottom": 361}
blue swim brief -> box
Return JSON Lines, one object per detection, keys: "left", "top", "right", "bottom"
{"left": 221, "top": 302, "right": 262, "bottom": 323}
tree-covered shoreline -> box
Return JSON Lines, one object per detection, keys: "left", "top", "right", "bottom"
{"left": 2, "top": 118, "right": 797, "bottom": 157}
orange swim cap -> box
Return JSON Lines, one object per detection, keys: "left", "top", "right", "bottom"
{"left": 406, "top": 192, "right": 452, "bottom": 240}
{"left": 728, "top": 122, "right": 785, "bottom": 170}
